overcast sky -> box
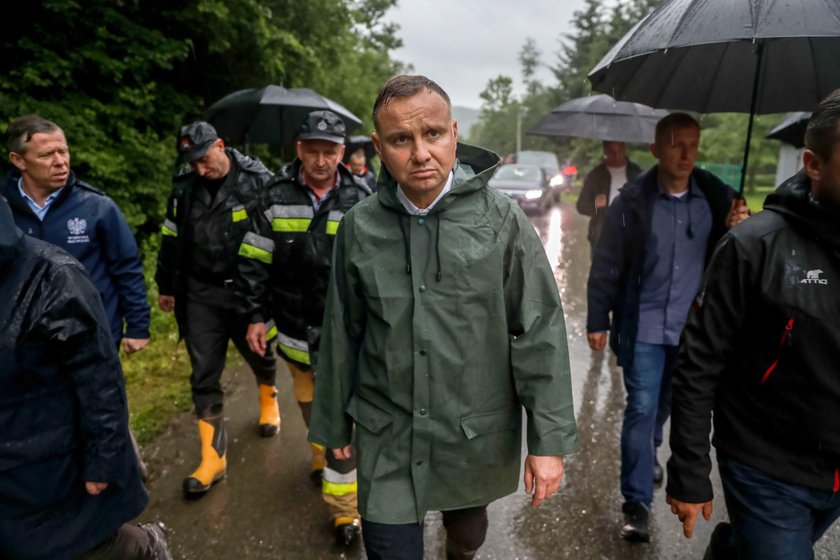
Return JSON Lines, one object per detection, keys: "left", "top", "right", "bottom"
{"left": 386, "top": 0, "right": 589, "bottom": 109}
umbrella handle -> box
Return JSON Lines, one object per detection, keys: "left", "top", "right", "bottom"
{"left": 739, "top": 43, "right": 765, "bottom": 196}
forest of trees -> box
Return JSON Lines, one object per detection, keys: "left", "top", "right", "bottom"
{"left": 0, "top": 0, "right": 404, "bottom": 237}
{"left": 467, "top": 0, "right": 782, "bottom": 192}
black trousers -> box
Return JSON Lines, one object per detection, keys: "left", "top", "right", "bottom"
{"left": 362, "top": 505, "right": 489, "bottom": 560}
{"left": 184, "top": 282, "right": 276, "bottom": 416}
{"left": 77, "top": 524, "right": 164, "bottom": 560}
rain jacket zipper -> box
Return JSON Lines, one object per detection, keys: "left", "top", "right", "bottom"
{"left": 761, "top": 318, "right": 794, "bottom": 384}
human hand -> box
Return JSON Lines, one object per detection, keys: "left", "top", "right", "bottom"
{"left": 85, "top": 482, "right": 109, "bottom": 495}
{"left": 122, "top": 338, "right": 150, "bottom": 354}
{"left": 246, "top": 322, "right": 267, "bottom": 356}
{"left": 332, "top": 446, "right": 352, "bottom": 460}
{"left": 158, "top": 295, "right": 175, "bottom": 312}
{"left": 587, "top": 332, "right": 607, "bottom": 351}
{"left": 726, "top": 198, "right": 750, "bottom": 229}
{"left": 594, "top": 194, "right": 608, "bottom": 209}
{"left": 523, "top": 455, "right": 564, "bottom": 507}
{"left": 666, "top": 494, "right": 713, "bottom": 538}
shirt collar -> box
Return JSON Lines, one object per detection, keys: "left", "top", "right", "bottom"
{"left": 396, "top": 171, "right": 454, "bottom": 216}
{"left": 658, "top": 175, "right": 703, "bottom": 200}
{"left": 18, "top": 178, "right": 63, "bottom": 207}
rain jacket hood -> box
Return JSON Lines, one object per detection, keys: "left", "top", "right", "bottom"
{"left": 375, "top": 142, "right": 499, "bottom": 213}
{"left": 309, "top": 142, "right": 579, "bottom": 523}
{"left": 0, "top": 196, "right": 22, "bottom": 268}
{"left": 764, "top": 169, "right": 840, "bottom": 248}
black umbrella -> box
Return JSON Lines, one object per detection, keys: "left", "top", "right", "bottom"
{"left": 206, "top": 85, "right": 363, "bottom": 146}
{"left": 344, "top": 135, "right": 376, "bottom": 163}
{"left": 588, "top": 0, "right": 840, "bottom": 193}
{"left": 528, "top": 94, "right": 668, "bottom": 144}
{"left": 766, "top": 112, "right": 811, "bottom": 149}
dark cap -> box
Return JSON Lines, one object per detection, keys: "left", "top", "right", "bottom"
{"left": 176, "top": 121, "right": 219, "bottom": 163}
{"left": 297, "top": 110, "right": 346, "bottom": 144}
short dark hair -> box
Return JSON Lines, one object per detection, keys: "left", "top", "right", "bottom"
{"left": 5, "top": 115, "right": 62, "bottom": 154}
{"left": 655, "top": 112, "right": 700, "bottom": 144}
{"left": 372, "top": 75, "right": 451, "bottom": 129}
{"left": 805, "top": 89, "right": 840, "bottom": 162}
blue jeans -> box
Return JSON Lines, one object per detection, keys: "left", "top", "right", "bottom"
{"left": 620, "top": 341, "right": 676, "bottom": 505}
{"left": 713, "top": 458, "right": 840, "bottom": 560}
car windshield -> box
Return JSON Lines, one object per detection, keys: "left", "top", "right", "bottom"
{"left": 515, "top": 151, "right": 559, "bottom": 172}
{"left": 495, "top": 165, "right": 542, "bottom": 182}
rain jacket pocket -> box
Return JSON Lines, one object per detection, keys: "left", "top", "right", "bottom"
{"left": 460, "top": 407, "right": 519, "bottom": 440}
{"left": 0, "top": 424, "right": 75, "bottom": 473}
{"left": 346, "top": 394, "right": 393, "bottom": 434}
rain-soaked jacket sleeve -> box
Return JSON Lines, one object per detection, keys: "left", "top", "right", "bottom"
{"left": 587, "top": 194, "right": 627, "bottom": 332}
{"left": 308, "top": 218, "right": 364, "bottom": 449}
{"left": 235, "top": 200, "right": 274, "bottom": 324}
{"left": 667, "top": 234, "right": 749, "bottom": 503}
{"left": 101, "top": 200, "right": 150, "bottom": 339}
{"left": 505, "top": 210, "right": 580, "bottom": 457}
{"left": 155, "top": 190, "right": 179, "bottom": 297}
{"left": 41, "top": 261, "right": 131, "bottom": 484}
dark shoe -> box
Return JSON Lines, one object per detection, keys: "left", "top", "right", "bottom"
{"left": 446, "top": 536, "right": 478, "bottom": 560}
{"left": 140, "top": 521, "right": 173, "bottom": 560}
{"left": 310, "top": 468, "right": 323, "bottom": 487}
{"left": 703, "top": 522, "right": 737, "bottom": 560}
{"left": 334, "top": 518, "right": 361, "bottom": 547}
{"left": 620, "top": 502, "right": 651, "bottom": 543}
{"left": 654, "top": 460, "right": 664, "bottom": 485}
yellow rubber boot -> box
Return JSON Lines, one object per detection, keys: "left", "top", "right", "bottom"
{"left": 183, "top": 417, "right": 227, "bottom": 499}
{"left": 310, "top": 442, "right": 326, "bottom": 485}
{"left": 258, "top": 384, "right": 281, "bottom": 437}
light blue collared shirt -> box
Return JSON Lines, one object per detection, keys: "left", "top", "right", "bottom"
{"left": 18, "top": 178, "right": 63, "bottom": 221}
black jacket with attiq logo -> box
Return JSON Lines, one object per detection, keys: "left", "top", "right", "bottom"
{"left": 667, "top": 170, "right": 840, "bottom": 503}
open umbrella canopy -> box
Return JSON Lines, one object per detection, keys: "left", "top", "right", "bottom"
{"left": 588, "top": 0, "right": 840, "bottom": 193}
{"left": 589, "top": 0, "right": 840, "bottom": 114}
{"left": 206, "top": 85, "right": 363, "bottom": 146}
{"left": 528, "top": 94, "right": 668, "bottom": 143}
{"left": 344, "top": 135, "right": 376, "bottom": 163}
{"left": 766, "top": 111, "right": 811, "bottom": 149}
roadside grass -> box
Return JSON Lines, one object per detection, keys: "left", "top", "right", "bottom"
{"left": 743, "top": 187, "right": 774, "bottom": 214}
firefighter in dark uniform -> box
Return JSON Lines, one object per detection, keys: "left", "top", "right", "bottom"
{"left": 155, "top": 122, "right": 279, "bottom": 499}
{"left": 237, "top": 111, "right": 370, "bottom": 546}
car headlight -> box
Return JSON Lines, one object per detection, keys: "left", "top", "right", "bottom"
{"left": 549, "top": 174, "right": 564, "bottom": 187}
{"left": 525, "top": 189, "right": 543, "bottom": 200}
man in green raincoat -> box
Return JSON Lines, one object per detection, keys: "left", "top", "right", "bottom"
{"left": 309, "top": 75, "right": 580, "bottom": 560}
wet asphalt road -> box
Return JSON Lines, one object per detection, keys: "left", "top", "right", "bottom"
{"left": 139, "top": 203, "right": 840, "bottom": 559}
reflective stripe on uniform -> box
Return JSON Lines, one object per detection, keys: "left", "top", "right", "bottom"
{"left": 238, "top": 231, "right": 274, "bottom": 264}
{"left": 326, "top": 210, "right": 343, "bottom": 235}
{"left": 161, "top": 218, "right": 178, "bottom": 237}
{"left": 232, "top": 204, "right": 248, "bottom": 222}
{"left": 268, "top": 204, "right": 313, "bottom": 233}
{"left": 322, "top": 467, "right": 357, "bottom": 496}
{"left": 277, "top": 331, "right": 310, "bottom": 365}
{"left": 265, "top": 319, "right": 278, "bottom": 341}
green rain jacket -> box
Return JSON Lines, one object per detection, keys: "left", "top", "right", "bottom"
{"left": 308, "top": 143, "right": 579, "bottom": 523}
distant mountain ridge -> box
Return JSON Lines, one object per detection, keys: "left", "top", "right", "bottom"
{"left": 452, "top": 105, "right": 480, "bottom": 139}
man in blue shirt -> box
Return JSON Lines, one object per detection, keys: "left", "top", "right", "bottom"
{"left": 3, "top": 115, "right": 151, "bottom": 479}
{"left": 586, "top": 113, "right": 749, "bottom": 542}
{"left": 3, "top": 115, "right": 150, "bottom": 352}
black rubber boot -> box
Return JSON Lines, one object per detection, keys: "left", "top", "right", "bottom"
{"left": 620, "top": 502, "right": 651, "bottom": 543}
{"left": 446, "top": 536, "right": 478, "bottom": 560}
{"left": 334, "top": 518, "right": 361, "bottom": 547}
